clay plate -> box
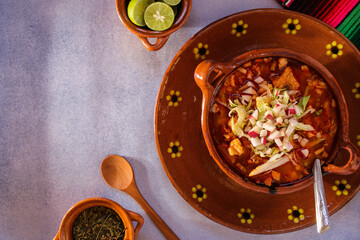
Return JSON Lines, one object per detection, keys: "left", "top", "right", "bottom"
{"left": 154, "top": 9, "right": 360, "bottom": 233}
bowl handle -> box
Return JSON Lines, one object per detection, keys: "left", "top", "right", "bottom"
{"left": 194, "top": 60, "right": 236, "bottom": 158}
{"left": 138, "top": 36, "right": 170, "bottom": 51}
{"left": 194, "top": 60, "right": 235, "bottom": 93}
{"left": 324, "top": 138, "right": 360, "bottom": 175}
{"left": 126, "top": 209, "right": 144, "bottom": 239}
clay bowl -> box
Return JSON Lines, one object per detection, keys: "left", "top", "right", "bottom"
{"left": 194, "top": 48, "right": 360, "bottom": 194}
{"left": 53, "top": 197, "right": 144, "bottom": 240}
{"left": 116, "top": 0, "right": 192, "bottom": 51}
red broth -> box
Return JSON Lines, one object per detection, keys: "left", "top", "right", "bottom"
{"left": 209, "top": 57, "right": 338, "bottom": 187}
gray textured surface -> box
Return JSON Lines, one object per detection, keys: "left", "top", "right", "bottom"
{"left": 0, "top": 0, "right": 359, "bottom": 239}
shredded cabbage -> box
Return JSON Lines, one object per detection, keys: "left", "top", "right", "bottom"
{"left": 229, "top": 99, "right": 240, "bottom": 108}
{"left": 249, "top": 155, "right": 290, "bottom": 176}
{"left": 295, "top": 108, "right": 315, "bottom": 119}
{"left": 226, "top": 87, "right": 316, "bottom": 175}
{"left": 295, "top": 123, "right": 315, "bottom": 131}
{"left": 246, "top": 98, "right": 253, "bottom": 110}
{"left": 230, "top": 117, "right": 245, "bottom": 138}
{"left": 283, "top": 91, "right": 290, "bottom": 105}
{"left": 228, "top": 105, "right": 248, "bottom": 138}
{"left": 256, "top": 96, "right": 271, "bottom": 120}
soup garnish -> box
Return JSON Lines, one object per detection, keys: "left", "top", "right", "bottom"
{"left": 210, "top": 57, "right": 338, "bottom": 187}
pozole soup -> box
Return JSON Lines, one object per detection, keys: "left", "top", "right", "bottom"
{"left": 210, "top": 57, "right": 338, "bottom": 187}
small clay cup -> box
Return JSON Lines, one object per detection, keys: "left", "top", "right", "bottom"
{"left": 194, "top": 48, "right": 360, "bottom": 194}
{"left": 116, "top": 0, "right": 192, "bottom": 51}
{"left": 53, "top": 197, "right": 144, "bottom": 240}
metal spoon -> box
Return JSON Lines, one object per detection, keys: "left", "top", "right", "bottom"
{"left": 313, "top": 158, "right": 330, "bottom": 233}
{"left": 101, "top": 155, "right": 179, "bottom": 240}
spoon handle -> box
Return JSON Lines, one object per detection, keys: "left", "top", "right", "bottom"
{"left": 313, "top": 159, "right": 330, "bottom": 233}
{"left": 126, "top": 184, "right": 179, "bottom": 240}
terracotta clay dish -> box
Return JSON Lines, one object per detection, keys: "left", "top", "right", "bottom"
{"left": 154, "top": 9, "right": 360, "bottom": 234}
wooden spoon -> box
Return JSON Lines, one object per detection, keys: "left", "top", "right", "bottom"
{"left": 101, "top": 155, "right": 179, "bottom": 240}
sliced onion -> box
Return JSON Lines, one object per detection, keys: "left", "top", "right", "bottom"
{"left": 254, "top": 76, "right": 265, "bottom": 84}
{"left": 243, "top": 87, "right": 257, "bottom": 95}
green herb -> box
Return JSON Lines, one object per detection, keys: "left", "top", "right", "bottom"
{"left": 316, "top": 109, "right": 323, "bottom": 116}
{"left": 72, "top": 206, "right": 126, "bottom": 240}
{"left": 298, "top": 95, "right": 310, "bottom": 111}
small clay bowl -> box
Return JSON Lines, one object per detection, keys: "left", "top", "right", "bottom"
{"left": 53, "top": 197, "right": 144, "bottom": 240}
{"left": 194, "top": 48, "right": 360, "bottom": 194}
{"left": 116, "top": 0, "right": 192, "bottom": 51}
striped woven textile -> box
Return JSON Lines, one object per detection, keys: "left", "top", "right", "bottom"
{"left": 278, "top": 0, "right": 360, "bottom": 50}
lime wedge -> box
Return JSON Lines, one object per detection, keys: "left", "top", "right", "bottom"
{"left": 157, "top": 0, "right": 178, "bottom": 15}
{"left": 144, "top": 2, "right": 175, "bottom": 31}
{"left": 127, "top": 0, "right": 154, "bottom": 27}
{"left": 162, "top": 0, "right": 181, "bottom": 6}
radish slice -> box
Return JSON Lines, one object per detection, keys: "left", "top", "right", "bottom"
{"left": 260, "top": 130, "right": 268, "bottom": 137}
{"left": 266, "top": 114, "right": 274, "bottom": 120}
{"left": 289, "top": 117, "right": 298, "bottom": 127}
{"left": 280, "top": 128, "right": 286, "bottom": 137}
{"left": 249, "top": 131, "right": 259, "bottom": 138}
{"left": 284, "top": 141, "right": 293, "bottom": 151}
{"left": 250, "top": 137, "right": 262, "bottom": 147}
{"left": 272, "top": 107, "right": 281, "bottom": 116}
{"left": 298, "top": 148, "right": 309, "bottom": 158}
{"left": 276, "top": 117, "right": 283, "bottom": 125}
{"left": 288, "top": 108, "right": 296, "bottom": 115}
{"left": 274, "top": 138, "right": 283, "bottom": 147}
{"left": 251, "top": 109, "right": 259, "bottom": 120}
{"left": 285, "top": 125, "right": 295, "bottom": 137}
{"left": 263, "top": 121, "right": 276, "bottom": 132}
{"left": 265, "top": 110, "right": 274, "bottom": 120}
{"left": 279, "top": 109, "right": 287, "bottom": 117}
{"left": 275, "top": 89, "right": 280, "bottom": 97}
{"left": 256, "top": 121, "right": 263, "bottom": 128}
{"left": 261, "top": 137, "right": 267, "bottom": 145}
{"left": 249, "top": 126, "right": 261, "bottom": 137}
{"left": 268, "top": 130, "right": 280, "bottom": 140}
{"left": 300, "top": 138, "right": 309, "bottom": 147}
